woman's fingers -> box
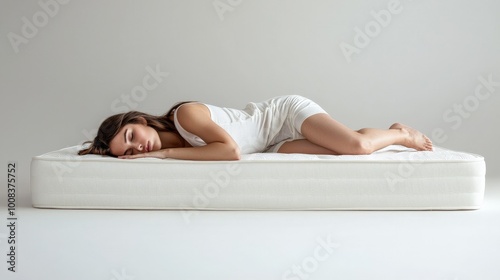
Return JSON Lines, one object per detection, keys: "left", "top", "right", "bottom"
{"left": 118, "top": 150, "right": 166, "bottom": 159}
{"left": 118, "top": 154, "right": 142, "bottom": 159}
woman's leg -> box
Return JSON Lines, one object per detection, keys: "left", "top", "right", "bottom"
{"left": 277, "top": 139, "right": 340, "bottom": 155}
{"left": 288, "top": 113, "right": 433, "bottom": 155}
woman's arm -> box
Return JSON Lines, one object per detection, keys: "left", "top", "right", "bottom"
{"left": 119, "top": 103, "right": 241, "bottom": 161}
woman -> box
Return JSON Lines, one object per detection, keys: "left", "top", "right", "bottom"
{"left": 78, "top": 95, "right": 433, "bottom": 160}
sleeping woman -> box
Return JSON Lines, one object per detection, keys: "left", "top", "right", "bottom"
{"left": 78, "top": 95, "right": 433, "bottom": 160}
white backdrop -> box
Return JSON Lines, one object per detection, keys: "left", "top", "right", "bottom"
{"left": 1, "top": 0, "right": 499, "bottom": 207}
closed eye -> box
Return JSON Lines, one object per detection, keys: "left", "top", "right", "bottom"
{"left": 125, "top": 129, "right": 133, "bottom": 155}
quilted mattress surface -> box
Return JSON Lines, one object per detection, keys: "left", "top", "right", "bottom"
{"left": 30, "top": 145, "right": 486, "bottom": 210}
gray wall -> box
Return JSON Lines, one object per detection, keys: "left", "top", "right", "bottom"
{"left": 1, "top": 0, "right": 499, "bottom": 207}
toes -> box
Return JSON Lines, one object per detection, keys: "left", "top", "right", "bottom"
{"left": 424, "top": 141, "right": 433, "bottom": 151}
{"left": 419, "top": 135, "right": 434, "bottom": 151}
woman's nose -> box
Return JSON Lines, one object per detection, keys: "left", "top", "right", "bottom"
{"left": 134, "top": 143, "right": 144, "bottom": 153}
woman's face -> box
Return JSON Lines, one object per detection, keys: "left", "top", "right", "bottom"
{"left": 109, "top": 122, "right": 162, "bottom": 156}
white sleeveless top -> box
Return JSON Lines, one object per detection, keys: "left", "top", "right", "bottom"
{"left": 172, "top": 95, "right": 325, "bottom": 154}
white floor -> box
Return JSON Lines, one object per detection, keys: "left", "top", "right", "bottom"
{"left": 1, "top": 179, "right": 500, "bottom": 280}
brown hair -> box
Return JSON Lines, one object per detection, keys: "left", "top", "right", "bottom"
{"left": 78, "top": 101, "right": 194, "bottom": 156}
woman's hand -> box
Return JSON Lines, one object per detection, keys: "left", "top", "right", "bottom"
{"left": 118, "top": 149, "right": 168, "bottom": 159}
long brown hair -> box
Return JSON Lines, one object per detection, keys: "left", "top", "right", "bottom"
{"left": 78, "top": 101, "right": 194, "bottom": 156}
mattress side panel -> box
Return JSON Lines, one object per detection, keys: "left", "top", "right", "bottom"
{"left": 30, "top": 156, "right": 485, "bottom": 210}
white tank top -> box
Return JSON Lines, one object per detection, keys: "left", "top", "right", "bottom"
{"left": 173, "top": 101, "right": 294, "bottom": 154}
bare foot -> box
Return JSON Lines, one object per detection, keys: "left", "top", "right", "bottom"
{"left": 389, "top": 123, "right": 433, "bottom": 151}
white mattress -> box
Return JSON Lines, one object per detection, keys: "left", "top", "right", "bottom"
{"left": 30, "top": 145, "right": 486, "bottom": 210}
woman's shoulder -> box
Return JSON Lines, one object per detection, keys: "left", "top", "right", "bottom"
{"left": 174, "top": 102, "right": 211, "bottom": 122}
